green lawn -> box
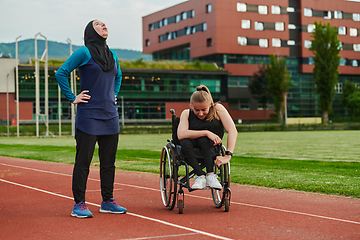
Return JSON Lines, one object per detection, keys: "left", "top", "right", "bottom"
{"left": 0, "top": 131, "right": 359, "bottom": 198}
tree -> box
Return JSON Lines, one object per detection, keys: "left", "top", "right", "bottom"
{"left": 265, "top": 54, "right": 291, "bottom": 123}
{"left": 340, "top": 80, "right": 360, "bottom": 117}
{"left": 309, "top": 20, "right": 341, "bottom": 124}
{"left": 248, "top": 65, "right": 272, "bottom": 121}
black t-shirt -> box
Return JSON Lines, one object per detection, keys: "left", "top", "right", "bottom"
{"left": 188, "top": 109, "right": 224, "bottom": 139}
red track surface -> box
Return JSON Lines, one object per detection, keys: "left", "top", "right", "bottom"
{"left": 0, "top": 156, "right": 359, "bottom": 240}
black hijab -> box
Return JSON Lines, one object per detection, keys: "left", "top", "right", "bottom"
{"left": 84, "top": 20, "right": 115, "bottom": 72}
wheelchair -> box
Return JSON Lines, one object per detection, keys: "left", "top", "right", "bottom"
{"left": 160, "top": 109, "right": 231, "bottom": 214}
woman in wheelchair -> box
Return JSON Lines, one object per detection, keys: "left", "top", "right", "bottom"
{"left": 177, "top": 85, "right": 238, "bottom": 190}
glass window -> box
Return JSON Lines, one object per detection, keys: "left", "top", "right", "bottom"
{"left": 258, "top": 5, "right": 268, "bottom": 15}
{"left": 206, "top": 4, "right": 212, "bottom": 13}
{"left": 287, "top": 7, "right": 295, "bottom": 12}
{"left": 176, "top": 14, "right": 181, "bottom": 23}
{"left": 353, "top": 13, "right": 360, "bottom": 21}
{"left": 172, "top": 32, "right": 177, "bottom": 39}
{"left": 167, "top": 32, "right": 172, "bottom": 40}
{"left": 309, "top": 57, "right": 314, "bottom": 65}
{"left": 186, "top": 27, "right": 191, "bottom": 35}
{"left": 287, "top": 40, "right": 295, "bottom": 45}
{"left": 145, "top": 39, "right": 150, "bottom": 47}
{"left": 352, "top": 60, "right": 358, "bottom": 67}
{"left": 202, "top": 23, "right": 207, "bottom": 31}
{"left": 241, "top": 20, "right": 251, "bottom": 29}
{"left": 182, "top": 12, "right": 187, "bottom": 20}
{"left": 288, "top": 24, "right": 296, "bottom": 30}
{"left": 149, "top": 24, "right": 154, "bottom": 31}
{"left": 239, "top": 99, "right": 250, "bottom": 110}
{"left": 271, "top": 5, "right": 280, "bottom": 14}
{"left": 163, "top": 18, "right": 168, "bottom": 26}
{"left": 350, "top": 28, "right": 358, "bottom": 37}
{"left": 259, "top": 39, "right": 268, "bottom": 48}
{"left": 335, "top": 83, "right": 343, "bottom": 94}
{"left": 304, "top": 40, "right": 312, "bottom": 49}
{"left": 255, "top": 21, "right": 264, "bottom": 31}
{"left": 307, "top": 24, "right": 315, "bottom": 33}
{"left": 334, "top": 11, "right": 343, "bottom": 19}
{"left": 338, "top": 26, "right": 346, "bottom": 35}
{"left": 237, "top": 3, "right": 246, "bottom": 12}
{"left": 238, "top": 36, "right": 247, "bottom": 45}
{"left": 191, "top": 10, "right": 195, "bottom": 18}
{"left": 354, "top": 44, "right": 360, "bottom": 52}
{"left": 159, "top": 20, "right": 162, "bottom": 28}
{"left": 192, "top": 26, "right": 196, "bottom": 34}
{"left": 340, "top": 58, "right": 347, "bottom": 66}
{"left": 275, "top": 22, "right": 284, "bottom": 31}
{"left": 272, "top": 38, "right": 281, "bottom": 47}
{"left": 324, "top": 11, "right": 331, "bottom": 19}
{"left": 304, "top": 8, "right": 312, "bottom": 17}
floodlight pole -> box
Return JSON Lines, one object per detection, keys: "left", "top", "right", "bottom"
{"left": 16, "top": 35, "right": 21, "bottom": 138}
{"left": 58, "top": 79, "right": 62, "bottom": 137}
{"left": 41, "top": 34, "right": 49, "bottom": 137}
{"left": 6, "top": 74, "right": 9, "bottom": 137}
{"left": 67, "top": 38, "right": 75, "bottom": 137}
{"left": 35, "top": 32, "right": 40, "bottom": 138}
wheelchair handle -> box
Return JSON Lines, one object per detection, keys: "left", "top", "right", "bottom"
{"left": 170, "top": 109, "right": 175, "bottom": 115}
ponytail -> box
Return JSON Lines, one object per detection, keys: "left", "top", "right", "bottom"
{"left": 190, "top": 85, "right": 219, "bottom": 121}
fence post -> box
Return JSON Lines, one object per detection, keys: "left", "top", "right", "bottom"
{"left": 248, "top": 120, "right": 251, "bottom": 132}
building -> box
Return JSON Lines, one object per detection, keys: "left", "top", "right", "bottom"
{"left": 142, "top": 0, "right": 360, "bottom": 120}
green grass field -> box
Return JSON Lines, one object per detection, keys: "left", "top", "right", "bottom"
{"left": 0, "top": 131, "right": 359, "bottom": 198}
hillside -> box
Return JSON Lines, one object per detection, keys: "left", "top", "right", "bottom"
{"left": 0, "top": 39, "right": 152, "bottom": 62}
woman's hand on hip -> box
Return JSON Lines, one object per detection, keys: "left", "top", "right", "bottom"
{"left": 72, "top": 90, "right": 91, "bottom": 104}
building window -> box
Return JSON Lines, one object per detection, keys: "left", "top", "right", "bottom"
{"left": 258, "top": 5, "right": 268, "bottom": 15}
{"left": 192, "top": 26, "right": 196, "bottom": 34}
{"left": 275, "top": 22, "right": 285, "bottom": 31}
{"left": 304, "top": 40, "right": 312, "bottom": 49}
{"left": 238, "top": 36, "right": 247, "bottom": 45}
{"left": 352, "top": 60, "right": 359, "bottom": 67}
{"left": 335, "top": 83, "right": 343, "bottom": 94}
{"left": 237, "top": 3, "right": 246, "bottom": 12}
{"left": 350, "top": 28, "right": 358, "bottom": 37}
{"left": 255, "top": 21, "right": 264, "bottom": 31}
{"left": 182, "top": 12, "right": 187, "bottom": 20}
{"left": 149, "top": 24, "right": 154, "bottom": 31}
{"left": 259, "top": 39, "right": 268, "bottom": 48}
{"left": 163, "top": 18, "right": 168, "bottom": 26}
{"left": 324, "top": 11, "right": 331, "bottom": 19}
{"left": 272, "top": 38, "right": 281, "bottom": 47}
{"left": 307, "top": 24, "right": 315, "bottom": 33}
{"left": 206, "top": 4, "right": 212, "bottom": 13}
{"left": 340, "top": 58, "right": 347, "bottom": 66}
{"left": 287, "top": 40, "right": 295, "bottom": 46}
{"left": 334, "top": 11, "right": 343, "bottom": 19}
{"left": 202, "top": 23, "right": 207, "bottom": 31}
{"left": 353, "top": 13, "right": 360, "bottom": 21}
{"left": 167, "top": 32, "right": 172, "bottom": 40}
{"left": 159, "top": 20, "right": 162, "bottom": 28}
{"left": 271, "top": 5, "right": 280, "bottom": 15}
{"left": 354, "top": 44, "right": 360, "bottom": 52}
{"left": 207, "top": 38, "right": 212, "bottom": 47}
{"left": 287, "top": 7, "right": 295, "bottom": 12}
{"left": 172, "top": 32, "right": 177, "bottom": 39}
{"left": 241, "top": 20, "right": 251, "bottom": 29}
{"left": 309, "top": 57, "right": 314, "bottom": 65}
{"left": 239, "top": 99, "right": 250, "bottom": 110}
{"left": 186, "top": 27, "right": 191, "bottom": 35}
{"left": 304, "top": 8, "right": 312, "bottom": 17}
{"left": 145, "top": 39, "right": 150, "bottom": 47}
{"left": 288, "top": 24, "right": 296, "bottom": 30}
{"left": 176, "top": 14, "right": 181, "bottom": 23}
{"left": 338, "top": 26, "right": 346, "bottom": 35}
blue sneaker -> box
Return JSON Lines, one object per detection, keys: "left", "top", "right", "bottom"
{"left": 71, "top": 202, "right": 93, "bottom": 218}
{"left": 100, "top": 198, "right": 127, "bottom": 214}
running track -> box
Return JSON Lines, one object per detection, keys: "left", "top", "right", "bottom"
{"left": 0, "top": 156, "right": 359, "bottom": 240}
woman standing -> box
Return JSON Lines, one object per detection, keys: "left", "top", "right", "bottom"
{"left": 177, "top": 85, "right": 238, "bottom": 189}
{"left": 56, "top": 20, "right": 126, "bottom": 218}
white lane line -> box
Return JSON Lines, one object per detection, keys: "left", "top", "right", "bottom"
{"left": 1, "top": 162, "right": 360, "bottom": 226}
{"left": 121, "top": 233, "right": 199, "bottom": 240}
{"left": 188, "top": 195, "right": 360, "bottom": 225}
{"left": 0, "top": 178, "right": 233, "bottom": 240}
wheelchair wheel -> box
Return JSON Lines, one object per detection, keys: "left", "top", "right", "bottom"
{"left": 160, "top": 145, "right": 177, "bottom": 210}
{"left": 211, "top": 162, "right": 230, "bottom": 209}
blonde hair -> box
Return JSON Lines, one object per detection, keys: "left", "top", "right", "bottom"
{"left": 190, "top": 85, "right": 219, "bottom": 121}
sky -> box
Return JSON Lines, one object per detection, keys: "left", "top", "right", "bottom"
{"left": 1, "top": 0, "right": 187, "bottom": 51}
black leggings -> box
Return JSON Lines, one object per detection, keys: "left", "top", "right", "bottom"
{"left": 72, "top": 129, "right": 118, "bottom": 203}
{"left": 180, "top": 137, "right": 214, "bottom": 176}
